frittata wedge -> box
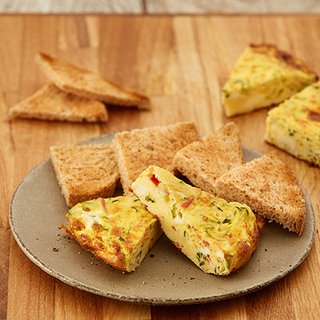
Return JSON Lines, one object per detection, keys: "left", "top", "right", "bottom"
{"left": 63, "top": 196, "right": 162, "bottom": 272}
{"left": 132, "top": 166, "right": 263, "bottom": 276}
{"left": 265, "top": 81, "right": 320, "bottom": 167}
{"left": 222, "top": 44, "right": 317, "bottom": 117}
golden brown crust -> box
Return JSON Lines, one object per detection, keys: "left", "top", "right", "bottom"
{"left": 214, "top": 152, "right": 306, "bottom": 235}
{"left": 173, "top": 122, "right": 243, "bottom": 194}
{"left": 114, "top": 122, "right": 199, "bottom": 194}
{"left": 50, "top": 144, "right": 119, "bottom": 207}
{"left": 9, "top": 83, "right": 108, "bottom": 123}
{"left": 63, "top": 224, "right": 128, "bottom": 271}
{"left": 228, "top": 214, "right": 264, "bottom": 273}
{"left": 250, "top": 43, "right": 318, "bottom": 78}
{"left": 35, "top": 53, "right": 151, "bottom": 110}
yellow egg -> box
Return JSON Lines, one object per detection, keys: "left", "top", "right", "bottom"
{"left": 64, "top": 196, "right": 161, "bottom": 272}
{"left": 222, "top": 44, "right": 317, "bottom": 117}
{"left": 265, "top": 81, "right": 320, "bottom": 167}
{"left": 132, "top": 166, "right": 264, "bottom": 276}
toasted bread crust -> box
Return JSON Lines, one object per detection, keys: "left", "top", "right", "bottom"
{"left": 114, "top": 122, "right": 199, "bottom": 194}
{"left": 173, "top": 122, "right": 243, "bottom": 194}
{"left": 214, "top": 152, "right": 306, "bottom": 235}
{"left": 35, "top": 53, "right": 151, "bottom": 109}
{"left": 50, "top": 144, "right": 119, "bottom": 207}
{"left": 9, "top": 84, "right": 108, "bottom": 122}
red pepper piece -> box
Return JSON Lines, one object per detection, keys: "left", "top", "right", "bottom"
{"left": 100, "top": 198, "right": 107, "bottom": 212}
{"left": 181, "top": 197, "right": 194, "bottom": 208}
{"left": 150, "top": 174, "right": 160, "bottom": 186}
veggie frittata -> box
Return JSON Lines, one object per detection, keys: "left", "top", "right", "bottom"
{"left": 222, "top": 44, "right": 317, "bottom": 117}
{"left": 265, "top": 81, "right": 320, "bottom": 167}
{"left": 132, "top": 166, "right": 264, "bottom": 276}
{"left": 63, "top": 196, "right": 162, "bottom": 272}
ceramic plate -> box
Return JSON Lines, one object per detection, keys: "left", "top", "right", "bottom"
{"left": 9, "top": 133, "right": 316, "bottom": 305}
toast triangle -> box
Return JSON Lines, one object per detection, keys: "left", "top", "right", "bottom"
{"left": 214, "top": 152, "right": 306, "bottom": 235}
{"left": 173, "top": 122, "right": 243, "bottom": 194}
{"left": 114, "top": 122, "right": 198, "bottom": 194}
{"left": 36, "top": 53, "right": 151, "bottom": 109}
{"left": 9, "top": 83, "right": 108, "bottom": 123}
{"left": 50, "top": 144, "right": 119, "bottom": 207}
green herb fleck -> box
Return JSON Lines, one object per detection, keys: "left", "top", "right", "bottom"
{"left": 119, "top": 237, "right": 125, "bottom": 242}
{"left": 171, "top": 205, "right": 177, "bottom": 219}
{"left": 145, "top": 195, "right": 155, "bottom": 203}
{"left": 288, "top": 128, "right": 297, "bottom": 137}
{"left": 213, "top": 204, "right": 223, "bottom": 211}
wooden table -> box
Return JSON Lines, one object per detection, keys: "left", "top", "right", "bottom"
{"left": 0, "top": 15, "right": 319, "bottom": 320}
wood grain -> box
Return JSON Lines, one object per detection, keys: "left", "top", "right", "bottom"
{"left": 0, "top": 15, "right": 320, "bottom": 320}
{"left": 0, "top": 229, "right": 10, "bottom": 320}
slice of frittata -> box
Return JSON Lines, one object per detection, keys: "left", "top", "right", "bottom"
{"left": 265, "top": 81, "right": 320, "bottom": 167}
{"left": 131, "top": 166, "right": 264, "bottom": 276}
{"left": 63, "top": 196, "right": 162, "bottom": 272}
{"left": 222, "top": 44, "right": 317, "bottom": 117}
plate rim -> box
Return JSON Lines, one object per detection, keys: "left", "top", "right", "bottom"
{"left": 9, "top": 133, "right": 317, "bottom": 305}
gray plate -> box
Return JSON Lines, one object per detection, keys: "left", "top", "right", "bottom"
{"left": 9, "top": 133, "right": 316, "bottom": 305}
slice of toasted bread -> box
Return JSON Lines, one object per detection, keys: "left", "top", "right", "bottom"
{"left": 214, "top": 152, "right": 306, "bottom": 235}
{"left": 173, "top": 122, "right": 243, "bottom": 194}
{"left": 114, "top": 122, "right": 199, "bottom": 194}
{"left": 9, "top": 84, "right": 108, "bottom": 122}
{"left": 50, "top": 144, "right": 119, "bottom": 207}
{"left": 35, "top": 53, "right": 151, "bottom": 109}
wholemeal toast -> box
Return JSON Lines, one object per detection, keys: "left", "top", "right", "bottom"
{"left": 35, "top": 53, "right": 151, "bottom": 109}
{"left": 50, "top": 144, "right": 119, "bottom": 207}
{"left": 114, "top": 122, "right": 198, "bottom": 194}
{"left": 214, "top": 152, "right": 306, "bottom": 235}
{"left": 9, "top": 84, "right": 108, "bottom": 122}
{"left": 173, "top": 122, "right": 243, "bottom": 194}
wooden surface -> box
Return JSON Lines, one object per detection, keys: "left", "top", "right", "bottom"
{"left": 0, "top": 15, "right": 319, "bottom": 320}
{"left": 2, "top": 0, "right": 320, "bottom": 13}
